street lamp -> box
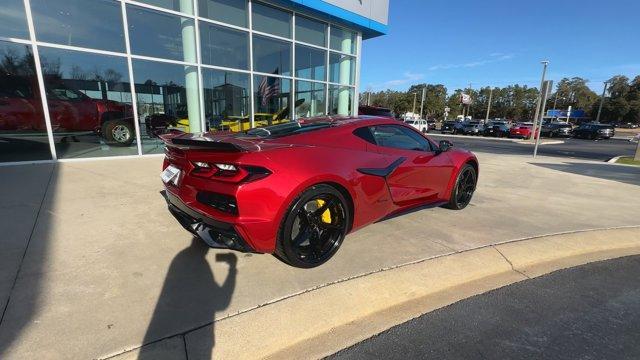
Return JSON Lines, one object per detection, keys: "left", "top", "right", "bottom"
{"left": 531, "top": 60, "right": 549, "bottom": 141}
{"left": 595, "top": 80, "right": 609, "bottom": 123}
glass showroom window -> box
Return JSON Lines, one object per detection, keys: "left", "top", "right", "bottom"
{"left": 253, "top": 75, "right": 291, "bottom": 127}
{"left": 295, "top": 81, "right": 326, "bottom": 119}
{"left": 135, "top": 0, "right": 194, "bottom": 14}
{"left": 253, "top": 35, "right": 291, "bottom": 76}
{"left": 127, "top": 5, "right": 197, "bottom": 63}
{"left": 31, "top": 0, "right": 126, "bottom": 53}
{"left": 328, "top": 85, "right": 354, "bottom": 116}
{"left": 252, "top": 2, "right": 291, "bottom": 38}
{"left": 295, "top": 15, "right": 326, "bottom": 47}
{"left": 0, "top": 41, "right": 53, "bottom": 162}
{"left": 38, "top": 47, "right": 136, "bottom": 159}
{"left": 329, "top": 53, "right": 355, "bottom": 85}
{"left": 330, "top": 26, "right": 357, "bottom": 55}
{"left": 202, "top": 69, "right": 250, "bottom": 132}
{"left": 1, "top": 0, "right": 29, "bottom": 39}
{"left": 200, "top": 22, "right": 249, "bottom": 70}
{"left": 132, "top": 59, "right": 201, "bottom": 154}
{"left": 295, "top": 45, "right": 326, "bottom": 81}
{"left": 199, "top": 0, "right": 247, "bottom": 28}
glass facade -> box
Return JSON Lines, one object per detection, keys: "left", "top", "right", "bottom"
{"left": 0, "top": 0, "right": 360, "bottom": 163}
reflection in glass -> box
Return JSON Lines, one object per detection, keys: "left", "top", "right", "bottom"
{"left": 329, "top": 53, "right": 355, "bottom": 85}
{"left": 253, "top": 35, "right": 291, "bottom": 76}
{"left": 0, "top": 41, "right": 53, "bottom": 162}
{"left": 31, "top": 0, "right": 125, "bottom": 53}
{"left": 135, "top": 0, "right": 194, "bottom": 14}
{"left": 253, "top": 75, "right": 291, "bottom": 128}
{"left": 251, "top": 2, "right": 291, "bottom": 38}
{"left": 202, "top": 69, "right": 250, "bottom": 132}
{"left": 200, "top": 22, "right": 248, "bottom": 70}
{"left": 330, "top": 26, "right": 356, "bottom": 54}
{"left": 295, "top": 45, "right": 325, "bottom": 81}
{"left": 0, "top": 0, "right": 29, "bottom": 39}
{"left": 295, "top": 16, "right": 326, "bottom": 46}
{"left": 127, "top": 5, "right": 196, "bottom": 62}
{"left": 132, "top": 59, "right": 201, "bottom": 154}
{"left": 199, "top": 0, "right": 247, "bottom": 27}
{"left": 295, "top": 81, "right": 326, "bottom": 119}
{"left": 328, "top": 85, "right": 353, "bottom": 116}
{"left": 38, "top": 47, "right": 136, "bottom": 159}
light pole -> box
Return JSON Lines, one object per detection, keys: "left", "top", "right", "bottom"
{"left": 595, "top": 81, "right": 608, "bottom": 123}
{"left": 485, "top": 87, "right": 493, "bottom": 122}
{"left": 531, "top": 60, "right": 549, "bottom": 141}
{"left": 412, "top": 92, "right": 417, "bottom": 115}
{"left": 419, "top": 87, "right": 426, "bottom": 120}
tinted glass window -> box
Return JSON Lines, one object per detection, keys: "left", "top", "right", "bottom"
{"left": 295, "top": 45, "right": 326, "bottom": 81}
{"left": 353, "top": 127, "right": 375, "bottom": 145}
{"left": 371, "top": 125, "right": 431, "bottom": 151}
{"left": 295, "top": 16, "right": 326, "bottom": 46}
{"left": 0, "top": 0, "right": 29, "bottom": 39}
{"left": 31, "top": 0, "right": 125, "bottom": 53}
{"left": 329, "top": 53, "right": 355, "bottom": 85}
{"left": 200, "top": 22, "right": 249, "bottom": 70}
{"left": 252, "top": 2, "right": 291, "bottom": 38}
{"left": 199, "top": 0, "right": 247, "bottom": 27}
{"left": 0, "top": 41, "right": 52, "bottom": 162}
{"left": 295, "top": 80, "right": 326, "bottom": 118}
{"left": 253, "top": 35, "right": 291, "bottom": 76}
{"left": 127, "top": 5, "right": 196, "bottom": 62}
{"left": 132, "top": 59, "right": 201, "bottom": 154}
{"left": 135, "top": 0, "right": 194, "bottom": 14}
{"left": 202, "top": 68, "right": 250, "bottom": 132}
{"left": 253, "top": 75, "right": 291, "bottom": 127}
{"left": 38, "top": 47, "right": 135, "bottom": 159}
{"left": 330, "top": 26, "right": 356, "bottom": 54}
{"left": 328, "top": 85, "right": 353, "bottom": 116}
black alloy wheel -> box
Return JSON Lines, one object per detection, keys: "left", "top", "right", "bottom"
{"left": 445, "top": 164, "right": 477, "bottom": 210}
{"left": 275, "top": 184, "right": 349, "bottom": 268}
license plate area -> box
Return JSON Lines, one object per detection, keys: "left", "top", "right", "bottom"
{"left": 161, "top": 165, "right": 181, "bottom": 186}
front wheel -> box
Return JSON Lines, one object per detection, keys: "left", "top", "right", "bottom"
{"left": 445, "top": 164, "right": 477, "bottom": 210}
{"left": 103, "top": 120, "right": 134, "bottom": 146}
{"left": 275, "top": 184, "right": 350, "bottom": 268}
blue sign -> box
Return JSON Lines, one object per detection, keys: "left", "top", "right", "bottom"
{"left": 547, "top": 109, "right": 587, "bottom": 118}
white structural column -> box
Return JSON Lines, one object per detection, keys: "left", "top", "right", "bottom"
{"left": 180, "top": 0, "right": 201, "bottom": 132}
{"left": 337, "top": 36, "right": 352, "bottom": 115}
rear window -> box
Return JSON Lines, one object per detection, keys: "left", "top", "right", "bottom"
{"left": 243, "top": 121, "right": 332, "bottom": 138}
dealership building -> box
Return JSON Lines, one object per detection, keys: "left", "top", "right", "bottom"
{"left": 0, "top": 0, "right": 388, "bottom": 164}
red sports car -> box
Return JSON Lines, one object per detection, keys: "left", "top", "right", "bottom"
{"left": 160, "top": 117, "right": 478, "bottom": 268}
{"left": 509, "top": 122, "right": 539, "bottom": 139}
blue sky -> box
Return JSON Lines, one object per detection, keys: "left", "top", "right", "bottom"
{"left": 360, "top": 0, "right": 640, "bottom": 94}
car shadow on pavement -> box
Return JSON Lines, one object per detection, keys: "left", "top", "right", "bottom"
{"left": 531, "top": 162, "right": 640, "bottom": 186}
{"left": 138, "top": 238, "right": 237, "bottom": 360}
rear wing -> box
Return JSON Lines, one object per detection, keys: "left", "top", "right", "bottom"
{"left": 159, "top": 130, "right": 244, "bottom": 152}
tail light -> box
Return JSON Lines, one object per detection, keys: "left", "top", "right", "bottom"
{"left": 191, "top": 162, "right": 271, "bottom": 183}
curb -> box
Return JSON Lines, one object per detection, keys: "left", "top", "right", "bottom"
{"left": 108, "top": 226, "right": 640, "bottom": 360}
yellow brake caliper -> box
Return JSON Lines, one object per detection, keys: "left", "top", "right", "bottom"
{"left": 315, "top": 199, "right": 332, "bottom": 224}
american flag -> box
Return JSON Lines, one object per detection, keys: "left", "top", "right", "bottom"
{"left": 258, "top": 69, "right": 280, "bottom": 107}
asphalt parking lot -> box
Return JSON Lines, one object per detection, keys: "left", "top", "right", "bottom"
{"left": 329, "top": 255, "right": 640, "bottom": 360}
{"left": 429, "top": 133, "right": 637, "bottom": 161}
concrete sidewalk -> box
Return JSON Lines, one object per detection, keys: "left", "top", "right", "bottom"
{"left": 0, "top": 152, "right": 639, "bottom": 359}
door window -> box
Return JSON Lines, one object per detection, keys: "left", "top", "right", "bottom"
{"left": 370, "top": 125, "right": 433, "bottom": 151}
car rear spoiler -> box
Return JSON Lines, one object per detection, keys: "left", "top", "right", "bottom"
{"left": 159, "top": 130, "right": 244, "bottom": 152}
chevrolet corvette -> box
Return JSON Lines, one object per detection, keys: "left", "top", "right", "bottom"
{"left": 160, "top": 116, "right": 478, "bottom": 268}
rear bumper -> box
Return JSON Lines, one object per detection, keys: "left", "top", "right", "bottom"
{"left": 163, "top": 190, "right": 257, "bottom": 253}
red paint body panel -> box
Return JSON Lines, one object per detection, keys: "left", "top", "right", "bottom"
{"left": 161, "top": 117, "right": 478, "bottom": 253}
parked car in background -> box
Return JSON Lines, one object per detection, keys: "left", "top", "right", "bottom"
{"left": 509, "top": 122, "right": 538, "bottom": 139}
{"left": 358, "top": 105, "right": 395, "bottom": 118}
{"left": 405, "top": 119, "right": 429, "bottom": 133}
{"left": 483, "top": 121, "right": 511, "bottom": 137}
{"left": 541, "top": 122, "right": 573, "bottom": 138}
{"left": 440, "top": 121, "right": 462, "bottom": 134}
{"left": 461, "top": 121, "right": 483, "bottom": 136}
{"left": 573, "top": 123, "right": 615, "bottom": 140}
{"left": 427, "top": 119, "right": 437, "bottom": 131}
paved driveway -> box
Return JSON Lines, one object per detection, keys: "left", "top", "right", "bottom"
{"left": 0, "top": 153, "right": 639, "bottom": 359}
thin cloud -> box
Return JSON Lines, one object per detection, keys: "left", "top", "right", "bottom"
{"left": 428, "top": 54, "right": 515, "bottom": 71}
{"left": 369, "top": 71, "right": 424, "bottom": 90}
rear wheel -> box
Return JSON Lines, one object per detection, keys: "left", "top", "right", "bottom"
{"left": 103, "top": 120, "right": 134, "bottom": 146}
{"left": 275, "top": 184, "right": 350, "bottom": 268}
{"left": 445, "top": 164, "right": 477, "bottom": 210}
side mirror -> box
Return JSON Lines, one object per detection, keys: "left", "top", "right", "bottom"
{"left": 438, "top": 140, "right": 453, "bottom": 153}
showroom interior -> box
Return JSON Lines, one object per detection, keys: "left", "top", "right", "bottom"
{"left": 0, "top": 0, "right": 388, "bottom": 163}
